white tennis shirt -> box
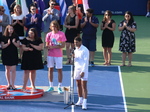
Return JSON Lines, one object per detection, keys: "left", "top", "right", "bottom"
{"left": 74, "top": 45, "right": 89, "bottom": 74}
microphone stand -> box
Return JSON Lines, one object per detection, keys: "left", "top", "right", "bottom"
{"left": 64, "top": 49, "right": 75, "bottom": 109}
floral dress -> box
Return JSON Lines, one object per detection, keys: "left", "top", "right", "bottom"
{"left": 119, "top": 20, "right": 137, "bottom": 53}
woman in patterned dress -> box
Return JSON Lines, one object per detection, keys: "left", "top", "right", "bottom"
{"left": 118, "top": 11, "right": 137, "bottom": 67}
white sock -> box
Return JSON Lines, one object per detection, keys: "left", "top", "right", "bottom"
{"left": 49, "top": 82, "right": 53, "bottom": 87}
{"left": 79, "top": 97, "right": 83, "bottom": 102}
{"left": 58, "top": 82, "right": 62, "bottom": 88}
{"left": 83, "top": 99, "right": 87, "bottom": 103}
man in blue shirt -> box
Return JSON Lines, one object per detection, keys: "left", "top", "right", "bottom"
{"left": 81, "top": 8, "right": 99, "bottom": 67}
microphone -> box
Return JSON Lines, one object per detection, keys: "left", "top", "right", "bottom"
{"left": 70, "top": 47, "right": 76, "bottom": 55}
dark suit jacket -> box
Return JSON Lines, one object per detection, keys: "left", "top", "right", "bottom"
{"left": 25, "top": 13, "right": 42, "bottom": 37}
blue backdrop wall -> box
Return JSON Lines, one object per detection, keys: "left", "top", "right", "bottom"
{"left": 6, "top": 0, "right": 147, "bottom": 16}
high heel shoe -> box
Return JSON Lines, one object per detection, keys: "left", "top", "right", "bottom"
{"left": 12, "top": 87, "right": 17, "bottom": 90}
{"left": 11, "top": 85, "right": 17, "bottom": 90}
{"left": 7, "top": 85, "right": 12, "bottom": 90}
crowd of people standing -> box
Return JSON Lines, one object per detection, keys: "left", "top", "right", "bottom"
{"left": 0, "top": 0, "right": 137, "bottom": 110}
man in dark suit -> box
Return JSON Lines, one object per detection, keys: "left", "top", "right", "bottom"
{"left": 25, "top": 5, "right": 42, "bottom": 37}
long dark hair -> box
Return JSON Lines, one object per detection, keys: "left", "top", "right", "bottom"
{"left": 124, "top": 11, "right": 134, "bottom": 25}
{"left": 28, "top": 28, "right": 39, "bottom": 40}
{"left": 103, "top": 10, "right": 112, "bottom": 22}
{"left": 3, "top": 25, "right": 16, "bottom": 37}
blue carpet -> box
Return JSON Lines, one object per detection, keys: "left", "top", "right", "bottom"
{"left": 0, "top": 65, "right": 126, "bottom": 112}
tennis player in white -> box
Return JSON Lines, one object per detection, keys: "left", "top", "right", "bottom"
{"left": 74, "top": 37, "right": 89, "bottom": 110}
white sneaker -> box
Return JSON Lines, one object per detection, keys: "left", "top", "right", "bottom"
{"left": 75, "top": 100, "right": 83, "bottom": 106}
{"left": 82, "top": 100, "right": 87, "bottom": 110}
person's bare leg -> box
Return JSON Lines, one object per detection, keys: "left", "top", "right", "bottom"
{"left": 22, "top": 70, "right": 30, "bottom": 90}
{"left": 48, "top": 68, "right": 54, "bottom": 82}
{"left": 30, "top": 70, "right": 36, "bottom": 89}
{"left": 10, "top": 65, "right": 16, "bottom": 89}
{"left": 121, "top": 52, "right": 127, "bottom": 66}
{"left": 81, "top": 81, "right": 87, "bottom": 99}
{"left": 128, "top": 52, "right": 133, "bottom": 66}
{"left": 76, "top": 80, "right": 82, "bottom": 97}
{"left": 107, "top": 48, "right": 112, "bottom": 65}
{"left": 81, "top": 80, "right": 88, "bottom": 109}
{"left": 5, "top": 66, "right": 11, "bottom": 87}
{"left": 57, "top": 69, "right": 63, "bottom": 83}
{"left": 76, "top": 80, "right": 83, "bottom": 105}
{"left": 103, "top": 47, "right": 108, "bottom": 65}
{"left": 89, "top": 51, "right": 95, "bottom": 62}
{"left": 146, "top": 0, "right": 150, "bottom": 17}
{"left": 47, "top": 68, "right": 54, "bottom": 92}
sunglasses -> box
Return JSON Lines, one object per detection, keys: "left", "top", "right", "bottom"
{"left": 31, "top": 9, "right": 36, "bottom": 10}
{"left": 51, "top": 4, "right": 55, "bottom": 5}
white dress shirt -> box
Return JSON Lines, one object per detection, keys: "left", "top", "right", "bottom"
{"left": 74, "top": 45, "right": 89, "bottom": 80}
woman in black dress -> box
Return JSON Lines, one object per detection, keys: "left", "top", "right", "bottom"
{"left": 64, "top": 5, "right": 79, "bottom": 64}
{"left": 1, "top": 25, "right": 20, "bottom": 90}
{"left": 118, "top": 11, "right": 137, "bottom": 67}
{"left": 100, "top": 10, "right": 116, "bottom": 66}
{"left": 21, "top": 28, "right": 44, "bottom": 90}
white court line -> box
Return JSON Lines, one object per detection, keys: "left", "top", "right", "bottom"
{"left": 72, "top": 105, "right": 74, "bottom": 112}
{"left": 118, "top": 66, "right": 128, "bottom": 112}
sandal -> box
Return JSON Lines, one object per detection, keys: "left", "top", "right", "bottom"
{"left": 103, "top": 62, "right": 107, "bottom": 65}
{"left": 106, "top": 63, "right": 111, "bottom": 66}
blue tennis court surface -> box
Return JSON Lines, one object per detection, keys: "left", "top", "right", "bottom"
{"left": 0, "top": 65, "right": 127, "bottom": 112}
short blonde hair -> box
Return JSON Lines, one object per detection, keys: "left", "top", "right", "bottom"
{"left": 14, "top": 5, "right": 22, "bottom": 15}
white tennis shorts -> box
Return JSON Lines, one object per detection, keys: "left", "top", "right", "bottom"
{"left": 74, "top": 68, "right": 88, "bottom": 81}
{"left": 47, "top": 56, "right": 63, "bottom": 69}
